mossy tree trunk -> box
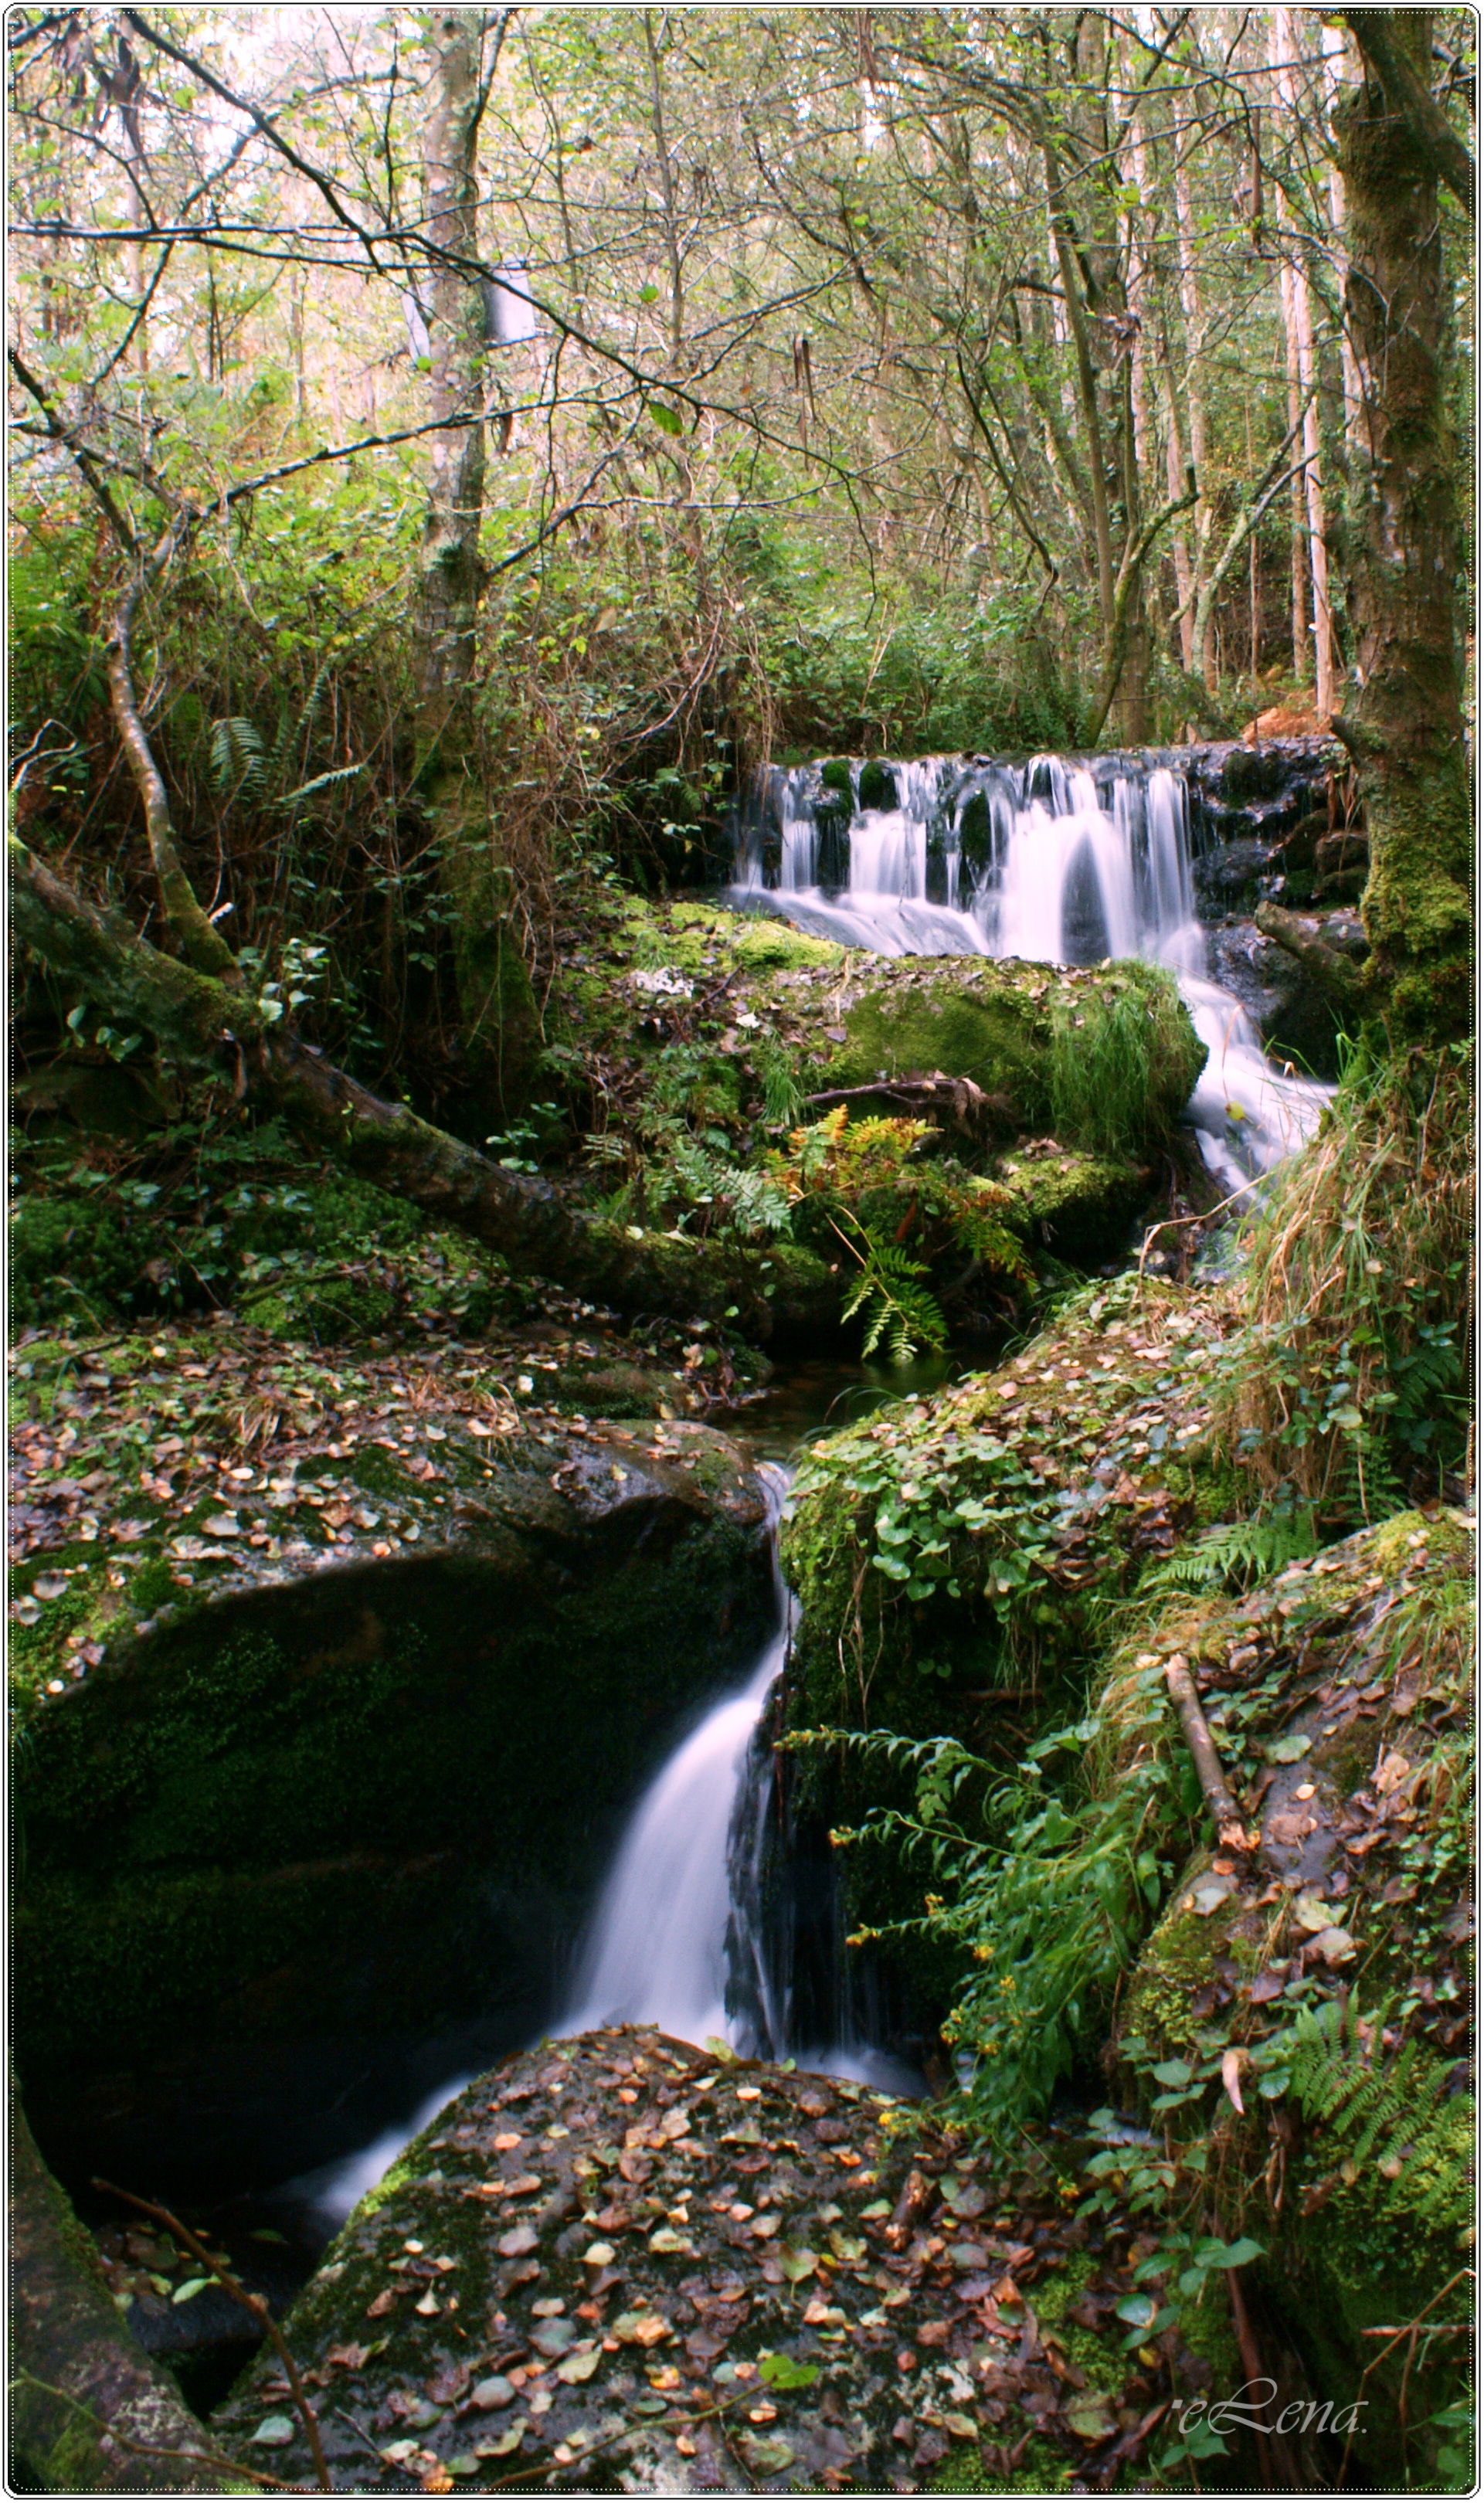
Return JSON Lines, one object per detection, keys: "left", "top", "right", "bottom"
{"left": 413, "top": 10, "right": 540, "bottom": 1132}
{"left": 1333, "top": 12, "right": 1473, "bottom": 1040}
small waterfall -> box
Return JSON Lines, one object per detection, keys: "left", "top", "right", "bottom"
{"left": 559, "top": 1462, "right": 790, "bottom": 2054}
{"left": 731, "top": 749, "right": 1331, "bottom": 1189}
{"left": 558, "top": 1467, "right": 914, "bottom": 2088}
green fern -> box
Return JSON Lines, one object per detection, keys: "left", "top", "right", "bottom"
{"left": 834, "top": 1214, "right": 947, "bottom": 1362}
{"left": 209, "top": 715, "right": 267, "bottom": 799}
{"left": 1289, "top": 2005, "right": 1474, "bottom": 2242}
{"left": 1138, "top": 1508, "right": 1320, "bottom": 1601}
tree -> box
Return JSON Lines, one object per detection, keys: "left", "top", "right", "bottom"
{"left": 410, "top": 8, "right": 542, "bottom": 1130}
{"left": 1323, "top": 11, "right": 1472, "bottom": 1038}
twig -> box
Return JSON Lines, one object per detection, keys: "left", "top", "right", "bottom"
{"left": 1161, "top": 1654, "right": 1248, "bottom": 1850}
{"left": 1223, "top": 2267, "right": 1274, "bottom": 2489}
{"left": 93, "top": 2179, "right": 331, "bottom": 2491}
{"left": 1338, "top": 2269, "right": 1475, "bottom": 2484}
{"left": 1136, "top": 1176, "right": 1260, "bottom": 1277}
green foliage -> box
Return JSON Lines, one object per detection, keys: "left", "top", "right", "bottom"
{"left": 8, "top": 1114, "right": 508, "bottom": 1340}
{"left": 1135, "top": 1501, "right": 1321, "bottom": 1600}
{"left": 1216, "top": 1036, "right": 1472, "bottom": 1520}
{"left": 834, "top": 1214, "right": 947, "bottom": 1364}
{"left": 796, "top": 1658, "right": 1191, "bottom": 2144}
{"left": 1287, "top": 2002, "right": 1474, "bottom": 2244}
{"left": 1049, "top": 963, "right": 1197, "bottom": 1156}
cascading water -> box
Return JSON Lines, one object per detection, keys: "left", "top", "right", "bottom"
{"left": 555, "top": 1463, "right": 908, "bottom": 2087}
{"left": 298, "top": 1467, "right": 906, "bottom": 2223}
{"left": 732, "top": 752, "right": 1332, "bottom": 1194}
{"left": 558, "top": 1462, "right": 793, "bottom": 2053}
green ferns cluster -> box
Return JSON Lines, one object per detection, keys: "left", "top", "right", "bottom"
{"left": 1289, "top": 2003, "right": 1475, "bottom": 2250}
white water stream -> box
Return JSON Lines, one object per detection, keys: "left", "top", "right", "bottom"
{"left": 734, "top": 752, "right": 1332, "bottom": 1196}
{"left": 558, "top": 1462, "right": 793, "bottom": 2054}
{"left": 304, "top": 749, "right": 1332, "bottom": 2226}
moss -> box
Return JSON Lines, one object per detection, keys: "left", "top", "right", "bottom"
{"left": 824, "top": 964, "right": 1056, "bottom": 1116}
{"left": 857, "top": 758, "right": 898, "bottom": 810}
{"left": 13, "top": 1491, "right": 776, "bottom": 2094}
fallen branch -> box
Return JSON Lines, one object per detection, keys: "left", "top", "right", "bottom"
{"left": 1163, "top": 1653, "right": 1249, "bottom": 1850}
{"left": 1253, "top": 901, "right": 1364, "bottom": 1004}
{"left": 93, "top": 2179, "right": 330, "bottom": 2492}
{"left": 803, "top": 1070, "right": 1006, "bottom": 1128}
{"left": 10, "top": 838, "right": 837, "bottom": 1341}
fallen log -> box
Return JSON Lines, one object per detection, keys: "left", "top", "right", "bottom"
{"left": 9, "top": 838, "right": 838, "bottom": 1343}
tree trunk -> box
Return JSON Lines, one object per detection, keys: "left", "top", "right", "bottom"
{"left": 1276, "top": 265, "right": 1311, "bottom": 681}
{"left": 1172, "top": 150, "right": 1215, "bottom": 689}
{"left": 1273, "top": 8, "right": 1336, "bottom": 716}
{"left": 1333, "top": 10, "right": 1472, "bottom": 1038}
{"left": 8, "top": 840, "right": 837, "bottom": 1343}
{"left": 413, "top": 10, "right": 539, "bottom": 1134}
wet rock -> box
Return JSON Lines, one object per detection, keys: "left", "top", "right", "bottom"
{"left": 8, "top": 2085, "right": 233, "bottom": 2492}
{"left": 210, "top": 2026, "right": 1193, "bottom": 2493}
{"left": 12, "top": 1370, "right": 776, "bottom": 2193}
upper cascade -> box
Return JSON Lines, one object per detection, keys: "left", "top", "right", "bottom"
{"left": 729, "top": 751, "right": 1332, "bottom": 1193}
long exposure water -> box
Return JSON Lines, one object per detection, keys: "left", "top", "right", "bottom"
{"left": 733, "top": 750, "right": 1333, "bottom": 1197}
{"left": 308, "top": 745, "right": 1333, "bottom": 2225}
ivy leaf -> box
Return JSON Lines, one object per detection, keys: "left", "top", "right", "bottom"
{"left": 757, "top": 2350, "right": 820, "bottom": 2389}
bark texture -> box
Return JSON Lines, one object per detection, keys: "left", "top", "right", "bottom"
{"left": 9, "top": 839, "right": 836, "bottom": 1343}
{"left": 1333, "top": 11, "right": 1472, "bottom": 1038}
{"left": 413, "top": 10, "right": 540, "bottom": 1122}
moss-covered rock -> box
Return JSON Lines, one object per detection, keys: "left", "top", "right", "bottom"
{"left": 208, "top": 2026, "right": 1218, "bottom": 2494}
{"left": 1107, "top": 1508, "right": 1475, "bottom": 2491}
{"left": 12, "top": 1337, "right": 777, "bottom": 2185}
{"left": 780, "top": 1274, "right": 1236, "bottom": 1744}
{"left": 8, "top": 2082, "right": 245, "bottom": 2491}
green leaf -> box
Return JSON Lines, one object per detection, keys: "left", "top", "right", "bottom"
{"left": 650, "top": 400, "right": 682, "bottom": 436}
{"left": 757, "top": 2350, "right": 820, "bottom": 2389}
{"left": 171, "top": 2277, "right": 210, "bottom": 2304}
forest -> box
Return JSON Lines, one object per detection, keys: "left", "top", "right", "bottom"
{"left": 6, "top": 5, "right": 1476, "bottom": 2495}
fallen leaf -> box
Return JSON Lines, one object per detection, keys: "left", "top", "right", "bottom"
{"left": 365, "top": 2290, "right": 399, "bottom": 2318}
{"left": 1065, "top": 2391, "right": 1119, "bottom": 2444}
{"left": 555, "top": 2347, "right": 601, "bottom": 2385}
{"left": 1221, "top": 2049, "right": 1246, "bottom": 2115}
{"left": 1292, "top": 1895, "right": 1334, "bottom": 1933}
{"left": 497, "top": 2225, "right": 538, "bottom": 2258}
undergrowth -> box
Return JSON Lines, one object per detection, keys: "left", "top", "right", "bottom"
{"left": 1049, "top": 963, "right": 1194, "bottom": 1156}
{"left": 1215, "top": 1034, "right": 1472, "bottom": 1517}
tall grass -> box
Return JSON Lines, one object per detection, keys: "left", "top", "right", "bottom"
{"left": 1217, "top": 1037, "right": 1473, "bottom": 1516}
{"left": 1048, "top": 963, "right": 1195, "bottom": 1156}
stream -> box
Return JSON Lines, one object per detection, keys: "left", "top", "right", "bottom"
{"left": 68, "top": 743, "right": 1337, "bottom": 2414}
{"left": 295, "top": 754, "right": 1326, "bottom": 2238}
{"left": 731, "top": 749, "right": 1333, "bottom": 1195}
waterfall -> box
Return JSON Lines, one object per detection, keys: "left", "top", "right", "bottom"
{"left": 731, "top": 750, "right": 1331, "bottom": 1191}
{"left": 558, "top": 1465, "right": 792, "bottom": 2051}
{"left": 558, "top": 1465, "right": 913, "bottom": 2088}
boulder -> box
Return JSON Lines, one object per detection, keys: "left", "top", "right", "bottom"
{"left": 11, "top": 1333, "right": 775, "bottom": 2195}
{"left": 209, "top": 2024, "right": 1227, "bottom": 2493}
{"left": 1109, "top": 1510, "right": 1474, "bottom": 2491}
